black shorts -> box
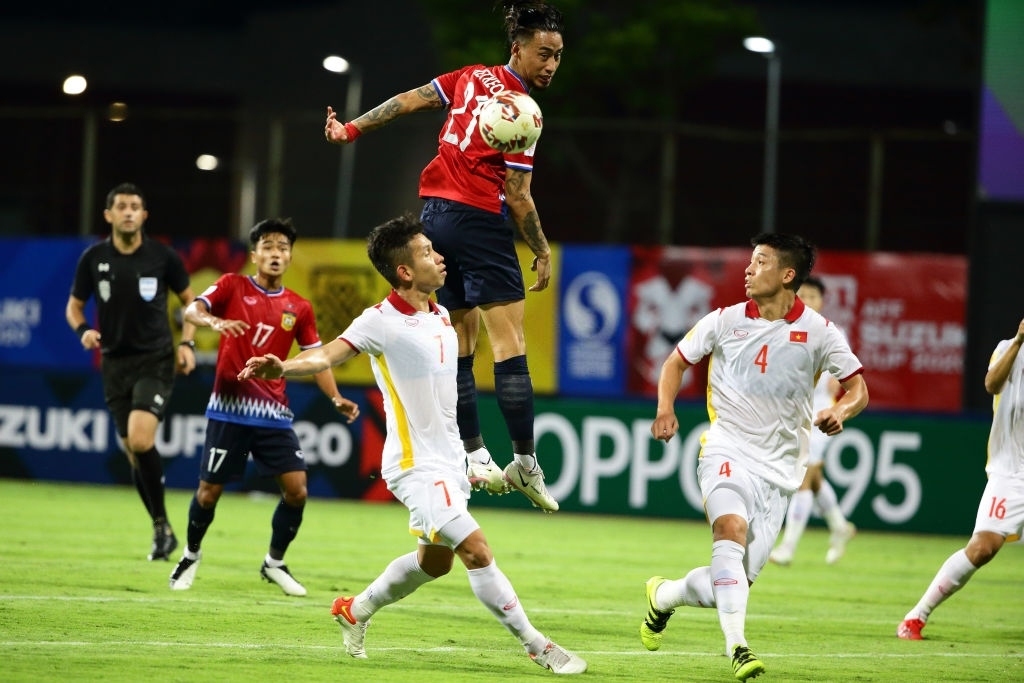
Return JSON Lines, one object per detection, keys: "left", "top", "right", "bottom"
{"left": 421, "top": 197, "right": 525, "bottom": 310}
{"left": 101, "top": 349, "right": 176, "bottom": 437}
{"left": 200, "top": 418, "right": 307, "bottom": 485}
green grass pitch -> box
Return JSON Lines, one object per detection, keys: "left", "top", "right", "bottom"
{"left": 2, "top": 479, "right": 1022, "bottom": 681}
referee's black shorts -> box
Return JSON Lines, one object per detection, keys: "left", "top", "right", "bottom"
{"left": 100, "top": 349, "right": 176, "bottom": 437}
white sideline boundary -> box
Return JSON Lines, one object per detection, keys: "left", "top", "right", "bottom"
{"left": 0, "top": 640, "right": 1022, "bottom": 659}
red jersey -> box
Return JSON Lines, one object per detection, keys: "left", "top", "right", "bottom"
{"left": 419, "top": 64, "right": 537, "bottom": 214}
{"left": 198, "top": 274, "right": 323, "bottom": 428}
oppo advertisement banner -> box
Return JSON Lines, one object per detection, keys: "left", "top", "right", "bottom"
{"left": 0, "top": 368, "right": 988, "bottom": 536}
{"left": 624, "top": 247, "right": 967, "bottom": 412}
{"left": 471, "top": 397, "right": 989, "bottom": 536}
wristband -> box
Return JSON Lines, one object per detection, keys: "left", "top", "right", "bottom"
{"left": 343, "top": 122, "right": 362, "bottom": 141}
{"left": 179, "top": 340, "right": 196, "bottom": 349}
{"left": 75, "top": 323, "right": 91, "bottom": 339}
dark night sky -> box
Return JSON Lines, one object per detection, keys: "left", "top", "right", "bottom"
{"left": 0, "top": 0, "right": 982, "bottom": 252}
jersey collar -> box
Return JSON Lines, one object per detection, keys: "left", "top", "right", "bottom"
{"left": 502, "top": 64, "right": 530, "bottom": 92}
{"left": 744, "top": 295, "right": 806, "bottom": 322}
{"left": 387, "top": 289, "right": 441, "bottom": 316}
{"left": 246, "top": 275, "right": 284, "bottom": 296}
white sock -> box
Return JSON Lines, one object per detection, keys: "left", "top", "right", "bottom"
{"left": 660, "top": 566, "right": 716, "bottom": 609}
{"left": 264, "top": 554, "right": 284, "bottom": 568}
{"left": 906, "top": 548, "right": 978, "bottom": 622}
{"left": 780, "top": 490, "right": 813, "bottom": 550}
{"left": 467, "top": 447, "right": 492, "bottom": 466}
{"left": 711, "top": 539, "right": 749, "bottom": 653}
{"left": 513, "top": 452, "right": 538, "bottom": 472}
{"left": 816, "top": 480, "right": 848, "bottom": 532}
{"left": 466, "top": 561, "right": 544, "bottom": 652}
{"left": 354, "top": 551, "right": 434, "bottom": 622}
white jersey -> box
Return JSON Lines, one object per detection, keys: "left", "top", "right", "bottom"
{"left": 986, "top": 339, "right": 1024, "bottom": 478}
{"left": 677, "top": 297, "right": 863, "bottom": 491}
{"left": 808, "top": 323, "right": 847, "bottom": 463}
{"left": 339, "top": 291, "right": 464, "bottom": 484}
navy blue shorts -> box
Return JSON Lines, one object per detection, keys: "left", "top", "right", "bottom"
{"left": 199, "top": 418, "right": 306, "bottom": 485}
{"left": 421, "top": 197, "right": 525, "bottom": 310}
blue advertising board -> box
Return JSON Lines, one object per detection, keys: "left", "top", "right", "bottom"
{"left": 0, "top": 237, "right": 96, "bottom": 369}
{"left": 557, "top": 244, "right": 630, "bottom": 397}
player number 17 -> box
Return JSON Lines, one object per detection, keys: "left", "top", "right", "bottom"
{"left": 252, "top": 322, "right": 274, "bottom": 347}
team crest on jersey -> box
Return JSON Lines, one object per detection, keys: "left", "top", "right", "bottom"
{"left": 243, "top": 295, "right": 257, "bottom": 305}
{"left": 138, "top": 277, "right": 158, "bottom": 302}
{"left": 98, "top": 280, "right": 111, "bottom": 302}
{"left": 790, "top": 330, "right": 808, "bottom": 343}
{"left": 281, "top": 311, "right": 296, "bottom": 331}
{"left": 733, "top": 329, "right": 749, "bottom": 338}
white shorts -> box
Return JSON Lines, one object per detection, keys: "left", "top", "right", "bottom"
{"left": 699, "top": 453, "right": 789, "bottom": 582}
{"left": 806, "top": 429, "right": 828, "bottom": 467}
{"left": 972, "top": 475, "right": 1024, "bottom": 542}
{"left": 388, "top": 471, "right": 480, "bottom": 549}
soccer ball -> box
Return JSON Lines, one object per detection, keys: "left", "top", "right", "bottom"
{"left": 477, "top": 90, "right": 543, "bottom": 154}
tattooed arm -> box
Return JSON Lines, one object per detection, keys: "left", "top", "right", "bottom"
{"left": 504, "top": 166, "right": 551, "bottom": 292}
{"left": 325, "top": 84, "right": 443, "bottom": 143}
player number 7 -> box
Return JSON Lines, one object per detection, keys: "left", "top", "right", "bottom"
{"left": 434, "top": 480, "right": 452, "bottom": 507}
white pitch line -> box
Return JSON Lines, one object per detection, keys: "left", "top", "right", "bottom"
{"left": 0, "top": 641, "right": 1021, "bottom": 659}
{"left": 0, "top": 595, "right": 898, "bottom": 619}
{"left": 1, "top": 595, "right": 1019, "bottom": 631}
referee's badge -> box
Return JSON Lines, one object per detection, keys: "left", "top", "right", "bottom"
{"left": 281, "top": 312, "right": 296, "bottom": 331}
{"left": 138, "top": 277, "right": 158, "bottom": 302}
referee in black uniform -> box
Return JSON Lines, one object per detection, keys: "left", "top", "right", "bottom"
{"left": 66, "top": 182, "right": 198, "bottom": 561}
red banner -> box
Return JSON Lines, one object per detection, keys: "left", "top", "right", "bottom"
{"left": 626, "top": 247, "right": 966, "bottom": 412}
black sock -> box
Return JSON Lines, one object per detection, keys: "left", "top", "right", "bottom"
{"left": 269, "top": 499, "right": 304, "bottom": 560}
{"left": 456, "top": 355, "right": 481, "bottom": 441}
{"left": 495, "top": 355, "right": 534, "bottom": 452}
{"left": 134, "top": 447, "right": 167, "bottom": 522}
{"left": 130, "top": 465, "right": 155, "bottom": 520}
{"left": 186, "top": 494, "right": 215, "bottom": 553}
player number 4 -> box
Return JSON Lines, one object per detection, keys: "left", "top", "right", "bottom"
{"left": 754, "top": 345, "right": 768, "bottom": 374}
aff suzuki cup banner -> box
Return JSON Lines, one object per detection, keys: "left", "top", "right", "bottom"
{"left": 625, "top": 247, "right": 967, "bottom": 412}
{"left": 0, "top": 237, "right": 96, "bottom": 369}
{"left": 2, "top": 237, "right": 968, "bottom": 411}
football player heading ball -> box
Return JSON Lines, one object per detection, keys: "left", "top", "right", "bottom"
{"left": 323, "top": 0, "right": 565, "bottom": 515}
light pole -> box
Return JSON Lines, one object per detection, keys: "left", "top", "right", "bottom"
{"left": 323, "top": 55, "right": 362, "bottom": 238}
{"left": 744, "top": 36, "right": 780, "bottom": 234}
{"left": 63, "top": 73, "right": 97, "bottom": 236}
